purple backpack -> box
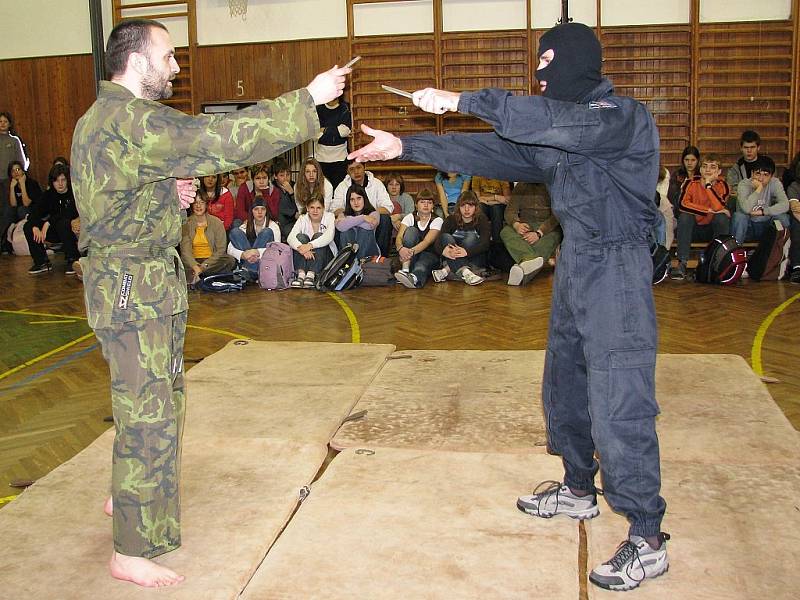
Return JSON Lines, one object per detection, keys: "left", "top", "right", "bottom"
{"left": 258, "top": 242, "right": 295, "bottom": 290}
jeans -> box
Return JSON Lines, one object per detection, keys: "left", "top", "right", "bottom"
{"left": 0, "top": 199, "right": 28, "bottom": 245}
{"left": 375, "top": 213, "right": 392, "bottom": 257}
{"left": 499, "top": 222, "right": 561, "bottom": 264}
{"left": 339, "top": 226, "right": 379, "bottom": 259}
{"left": 790, "top": 216, "right": 800, "bottom": 268}
{"left": 228, "top": 227, "right": 274, "bottom": 277}
{"left": 292, "top": 232, "right": 332, "bottom": 274}
{"left": 401, "top": 226, "right": 438, "bottom": 287}
{"left": 439, "top": 231, "right": 486, "bottom": 272}
{"left": 542, "top": 241, "right": 666, "bottom": 538}
{"left": 731, "top": 212, "right": 790, "bottom": 245}
{"left": 675, "top": 211, "right": 730, "bottom": 263}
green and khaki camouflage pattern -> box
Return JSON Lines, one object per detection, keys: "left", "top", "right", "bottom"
{"left": 94, "top": 311, "right": 186, "bottom": 559}
{"left": 71, "top": 80, "right": 319, "bottom": 328}
{"left": 71, "top": 79, "right": 319, "bottom": 558}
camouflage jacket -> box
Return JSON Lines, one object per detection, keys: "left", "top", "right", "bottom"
{"left": 71, "top": 81, "right": 319, "bottom": 328}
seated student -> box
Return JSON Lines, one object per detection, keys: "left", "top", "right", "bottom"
{"left": 199, "top": 173, "right": 235, "bottom": 231}
{"left": 229, "top": 166, "right": 254, "bottom": 229}
{"left": 667, "top": 145, "right": 700, "bottom": 211}
{"left": 733, "top": 155, "right": 791, "bottom": 245}
{"left": 384, "top": 172, "right": 415, "bottom": 232}
{"left": 435, "top": 170, "right": 471, "bottom": 216}
{"left": 180, "top": 196, "right": 235, "bottom": 285}
{"left": 471, "top": 176, "right": 511, "bottom": 242}
{"left": 727, "top": 130, "right": 762, "bottom": 205}
{"left": 295, "top": 157, "right": 333, "bottom": 213}
{"left": 788, "top": 193, "right": 800, "bottom": 284}
{"left": 287, "top": 195, "right": 336, "bottom": 288}
{"left": 394, "top": 189, "right": 442, "bottom": 289}
{"left": 23, "top": 163, "right": 80, "bottom": 274}
{"left": 331, "top": 159, "right": 394, "bottom": 255}
{"left": 335, "top": 183, "right": 380, "bottom": 259}
{"left": 246, "top": 163, "right": 280, "bottom": 218}
{"left": 670, "top": 154, "right": 731, "bottom": 280}
{"left": 2, "top": 160, "right": 41, "bottom": 253}
{"left": 500, "top": 182, "right": 561, "bottom": 286}
{"left": 782, "top": 151, "right": 800, "bottom": 192}
{"left": 272, "top": 158, "right": 299, "bottom": 242}
{"left": 227, "top": 198, "right": 281, "bottom": 281}
{"left": 655, "top": 166, "right": 673, "bottom": 249}
{"left": 432, "top": 191, "right": 489, "bottom": 285}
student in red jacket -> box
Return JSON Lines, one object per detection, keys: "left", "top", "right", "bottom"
{"left": 199, "top": 173, "right": 234, "bottom": 231}
{"left": 670, "top": 154, "right": 730, "bottom": 280}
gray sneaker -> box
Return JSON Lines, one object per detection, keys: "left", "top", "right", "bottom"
{"left": 589, "top": 533, "right": 670, "bottom": 591}
{"left": 669, "top": 262, "right": 686, "bottom": 281}
{"left": 394, "top": 270, "right": 418, "bottom": 289}
{"left": 508, "top": 256, "right": 544, "bottom": 286}
{"left": 516, "top": 480, "right": 599, "bottom": 520}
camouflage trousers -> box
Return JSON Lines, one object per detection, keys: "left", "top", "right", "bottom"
{"left": 94, "top": 311, "right": 187, "bottom": 558}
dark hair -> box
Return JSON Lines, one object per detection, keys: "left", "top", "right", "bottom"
{"left": 0, "top": 111, "right": 14, "bottom": 131}
{"left": 740, "top": 130, "right": 761, "bottom": 146}
{"left": 384, "top": 172, "right": 405, "bottom": 195}
{"left": 453, "top": 190, "right": 485, "bottom": 228}
{"left": 105, "top": 19, "right": 167, "bottom": 77}
{"left": 755, "top": 155, "right": 775, "bottom": 175}
{"left": 701, "top": 154, "right": 722, "bottom": 169}
{"left": 52, "top": 156, "right": 70, "bottom": 167}
{"left": 198, "top": 174, "right": 222, "bottom": 203}
{"left": 344, "top": 183, "right": 376, "bottom": 216}
{"left": 679, "top": 145, "right": 701, "bottom": 177}
{"left": 246, "top": 201, "right": 273, "bottom": 243}
{"left": 7, "top": 160, "right": 24, "bottom": 179}
{"left": 303, "top": 194, "right": 325, "bottom": 214}
{"left": 48, "top": 163, "right": 71, "bottom": 188}
{"left": 271, "top": 158, "right": 290, "bottom": 177}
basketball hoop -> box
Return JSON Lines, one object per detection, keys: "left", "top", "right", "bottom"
{"left": 229, "top": 0, "right": 248, "bottom": 21}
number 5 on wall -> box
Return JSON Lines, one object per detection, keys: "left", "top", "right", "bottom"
{"left": 236, "top": 80, "right": 245, "bottom": 97}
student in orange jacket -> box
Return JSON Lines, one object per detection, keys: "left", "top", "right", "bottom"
{"left": 670, "top": 154, "right": 731, "bottom": 280}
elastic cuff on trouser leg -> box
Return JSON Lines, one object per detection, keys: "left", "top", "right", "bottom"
{"left": 628, "top": 516, "right": 664, "bottom": 539}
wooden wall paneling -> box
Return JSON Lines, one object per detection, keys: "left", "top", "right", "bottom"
{"left": 440, "top": 31, "right": 529, "bottom": 134}
{"left": 695, "top": 21, "right": 794, "bottom": 170}
{"left": 0, "top": 54, "right": 96, "bottom": 184}
{"left": 600, "top": 25, "right": 692, "bottom": 169}
{"left": 349, "top": 34, "right": 438, "bottom": 151}
{"left": 792, "top": 0, "right": 800, "bottom": 161}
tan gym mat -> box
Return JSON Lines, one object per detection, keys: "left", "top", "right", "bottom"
{"left": 332, "top": 350, "right": 548, "bottom": 452}
{"left": 587, "top": 461, "right": 800, "bottom": 599}
{"left": 241, "top": 447, "right": 579, "bottom": 600}
{"left": 186, "top": 340, "right": 394, "bottom": 442}
{"left": 0, "top": 430, "right": 327, "bottom": 599}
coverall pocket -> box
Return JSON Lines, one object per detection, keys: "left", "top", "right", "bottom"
{"left": 604, "top": 348, "right": 659, "bottom": 421}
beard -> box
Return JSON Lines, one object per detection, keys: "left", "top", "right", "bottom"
{"left": 141, "top": 60, "right": 174, "bottom": 100}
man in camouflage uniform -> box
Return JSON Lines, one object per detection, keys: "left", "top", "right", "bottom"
{"left": 71, "top": 19, "right": 347, "bottom": 587}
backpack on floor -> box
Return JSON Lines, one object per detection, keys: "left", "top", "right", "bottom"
{"left": 746, "top": 220, "right": 791, "bottom": 281}
{"left": 258, "top": 242, "right": 294, "bottom": 290}
{"left": 650, "top": 243, "right": 670, "bottom": 285}
{"left": 360, "top": 255, "right": 394, "bottom": 286}
{"left": 695, "top": 235, "right": 747, "bottom": 285}
{"left": 197, "top": 272, "right": 246, "bottom": 292}
{"left": 316, "top": 243, "right": 363, "bottom": 291}
{"left": 8, "top": 217, "right": 31, "bottom": 256}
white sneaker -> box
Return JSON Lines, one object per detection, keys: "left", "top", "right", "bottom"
{"left": 508, "top": 256, "right": 544, "bottom": 286}
{"left": 517, "top": 481, "right": 599, "bottom": 520}
{"left": 589, "top": 534, "right": 670, "bottom": 591}
{"left": 394, "top": 270, "right": 418, "bottom": 289}
{"left": 460, "top": 267, "right": 484, "bottom": 286}
{"left": 432, "top": 265, "right": 450, "bottom": 283}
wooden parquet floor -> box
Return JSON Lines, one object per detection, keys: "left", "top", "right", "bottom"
{"left": 1, "top": 252, "right": 799, "bottom": 505}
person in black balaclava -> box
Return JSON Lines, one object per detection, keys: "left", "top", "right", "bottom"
{"left": 349, "top": 21, "right": 670, "bottom": 593}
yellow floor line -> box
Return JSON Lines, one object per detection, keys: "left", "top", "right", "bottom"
{"left": 0, "top": 495, "right": 18, "bottom": 506}
{"left": 0, "top": 332, "right": 97, "bottom": 382}
{"left": 326, "top": 292, "right": 361, "bottom": 344}
{"left": 187, "top": 325, "right": 251, "bottom": 340}
{"left": 0, "top": 308, "right": 86, "bottom": 320}
{"left": 751, "top": 291, "right": 800, "bottom": 376}
{"left": 28, "top": 320, "right": 77, "bottom": 324}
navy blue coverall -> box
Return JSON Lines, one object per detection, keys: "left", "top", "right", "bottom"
{"left": 400, "top": 80, "right": 667, "bottom": 538}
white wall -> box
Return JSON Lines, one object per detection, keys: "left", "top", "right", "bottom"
{"left": 0, "top": 0, "right": 92, "bottom": 60}
{"left": 443, "top": 0, "right": 527, "bottom": 31}
{"left": 1, "top": 0, "right": 796, "bottom": 61}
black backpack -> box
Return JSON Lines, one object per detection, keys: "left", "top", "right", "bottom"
{"left": 695, "top": 235, "right": 747, "bottom": 285}
{"left": 316, "top": 243, "right": 363, "bottom": 291}
{"left": 196, "top": 271, "right": 247, "bottom": 292}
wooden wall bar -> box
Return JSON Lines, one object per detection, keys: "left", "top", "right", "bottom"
{"left": 0, "top": 54, "right": 96, "bottom": 184}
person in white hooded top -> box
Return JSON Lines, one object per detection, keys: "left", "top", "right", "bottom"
{"left": 287, "top": 195, "right": 337, "bottom": 288}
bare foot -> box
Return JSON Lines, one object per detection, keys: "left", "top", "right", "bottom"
{"left": 104, "top": 496, "right": 113, "bottom": 517}
{"left": 109, "top": 551, "right": 185, "bottom": 587}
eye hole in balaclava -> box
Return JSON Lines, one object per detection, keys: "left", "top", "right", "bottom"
{"left": 536, "top": 23, "right": 602, "bottom": 103}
